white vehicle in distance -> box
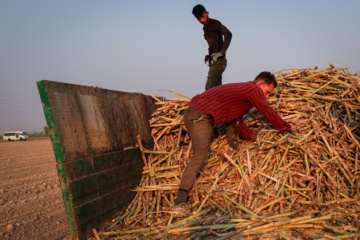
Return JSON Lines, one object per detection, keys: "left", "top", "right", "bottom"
{"left": 3, "top": 131, "right": 29, "bottom": 141}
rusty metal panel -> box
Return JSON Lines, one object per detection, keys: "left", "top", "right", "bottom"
{"left": 43, "top": 80, "right": 155, "bottom": 161}
{"left": 37, "top": 80, "right": 157, "bottom": 239}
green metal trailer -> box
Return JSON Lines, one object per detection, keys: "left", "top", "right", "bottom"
{"left": 37, "top": 80, "right": 157, "bottom": 239}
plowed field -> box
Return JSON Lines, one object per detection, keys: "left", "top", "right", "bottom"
{"left": 0, "top": 137, "right": 69, "bottom": 240}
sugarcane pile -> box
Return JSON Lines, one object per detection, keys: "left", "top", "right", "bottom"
{"left": 95, "top": 64, "right": 360, "bottom": 240}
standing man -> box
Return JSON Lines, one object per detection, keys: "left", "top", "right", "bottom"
{"left": 171, "top": 71, "right": 292, "bottom": 215}
{"left": 192, "top": 4, "right": 232, "bottom": 90}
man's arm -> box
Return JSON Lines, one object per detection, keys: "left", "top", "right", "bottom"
{"left": 212, "top": 22, "right": 232, "bottom": 61}
{"left": 250, "top": 89, "right": 291, "bottom": 132}
{"left": 219, "top": 24, "right": 232, "bottom": 55}
{"left": 231, "top": 118, "right": 257, "bottom": 140}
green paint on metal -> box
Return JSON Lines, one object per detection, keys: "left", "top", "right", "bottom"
{"left": 68, "top": 147, "right": 147, "bottom": 226}
{"left": 36, "top": 81, "right": 64, "bottom": 164}
{"left": 37, "top": 80, "right": 78, "bottom": 238}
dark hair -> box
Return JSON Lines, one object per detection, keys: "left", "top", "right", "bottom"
{"left": 192, "top": 4, "right": 206, "bottom": 18}
{"left": 253, "top": 71, "right": 277, "bottom": 88}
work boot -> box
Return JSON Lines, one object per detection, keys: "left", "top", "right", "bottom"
{"left": 170, "top": 203, "right": 192, "bottom": 216}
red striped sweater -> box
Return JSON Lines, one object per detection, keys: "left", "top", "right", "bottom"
{"left": 189, "top": 81, "right": 291, "bottom": 132}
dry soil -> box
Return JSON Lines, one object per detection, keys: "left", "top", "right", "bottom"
{"left": 0, "top": 137, "right": 70, "bottom": 240}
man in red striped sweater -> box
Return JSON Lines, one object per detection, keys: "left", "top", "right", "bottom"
{"left": 171, "top": 71, "right": 292, "bottom": 216}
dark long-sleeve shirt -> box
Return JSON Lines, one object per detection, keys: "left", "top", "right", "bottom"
{"left": 189, "top": 81, "right": 291, "bottom": 132}
{"left": 203, "top": 18, "right": 232, "bottom": 55}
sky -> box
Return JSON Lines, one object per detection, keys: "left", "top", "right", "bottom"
{"left": 1, "top": 0, "right": 359, "bottom": 135}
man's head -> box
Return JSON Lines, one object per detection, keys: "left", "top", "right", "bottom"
{"left": 192, "top": 4, "right": 209, "bottom": 25}
{"left": 253, "top": 71, "right": 277, "bottom": 99}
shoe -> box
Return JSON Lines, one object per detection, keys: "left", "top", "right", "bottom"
{"left": 170, "top": 203, "right": 192, "bottom": 216}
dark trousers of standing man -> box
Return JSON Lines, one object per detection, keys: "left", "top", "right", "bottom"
{"left": 179, "top": 107, "right": 213, "bottom": 192}
{"left": 205, "top": 57, "right": 227, "bottom": 90}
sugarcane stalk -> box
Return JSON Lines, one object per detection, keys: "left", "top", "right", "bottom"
{"left": 137, "top": 135, "right": 148, "bottom": 167}
{"left": 223, "top": 194, "right": 258, "bottom": 217}
{"left": 254, "top": 195, "right": 297, "bottom": 214}
{"left": 97, "top": 66, "right": 360, "bottom": 239}
{"left": 311, "top": 119, "right": 333, "bottom": 156}
{"left": 299, "top": 146, "right": 337, "bottom": 186}
{"left": 98, "top": 227, "right": 152, "bottom": 236}
{"left": 223, "top": 152, "right": 250, "bottom": 188}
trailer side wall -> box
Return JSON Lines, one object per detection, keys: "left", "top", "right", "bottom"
{"left": 37, "top": 80, "right": 156, "bottom": 239}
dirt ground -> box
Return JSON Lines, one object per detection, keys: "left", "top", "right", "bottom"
{"left": 0, "top": 137, "right": 70, "bottom": 240}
